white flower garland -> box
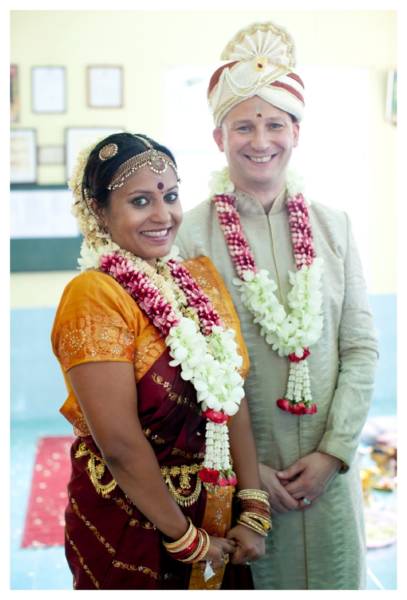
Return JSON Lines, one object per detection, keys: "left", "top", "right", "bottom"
{"left": 234, "top": 259, "right": 324, "bottom": 357}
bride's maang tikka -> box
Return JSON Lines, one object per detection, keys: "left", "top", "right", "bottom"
{"left": 99, "top": 134, "right": 179, "bottom": 190}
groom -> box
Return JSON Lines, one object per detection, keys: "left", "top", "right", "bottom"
{"left": 176, "top": 21, "right": 377, "bottom": 590}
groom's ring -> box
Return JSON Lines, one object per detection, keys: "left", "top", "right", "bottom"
{"left": 302, "top": 497, "right": 312, "bottom": 506}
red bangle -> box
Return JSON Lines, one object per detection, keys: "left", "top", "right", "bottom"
{"left": 170, "top": 537, "right": 200, "bottom": 561}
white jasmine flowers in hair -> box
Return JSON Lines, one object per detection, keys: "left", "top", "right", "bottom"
{"left": 69, "top": 140, "right": 117, "bottom": 258}
{"left": 68, "top": 143, "right": 96, "bottom": 196}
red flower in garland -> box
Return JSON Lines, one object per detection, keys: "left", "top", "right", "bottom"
{"left": 304, "top": 403, "right": 318, "bottom": 415}
{"left": 277, "top": 398, "right": 318, "bottom": 415}
{"left": 202, "top": 408, "right": 230, "bottom": 424}
{"left": 276, "top": 398, "right": 291, "bottom": 412}
{"left": 290, "top": 402, "right": 307, "bottom": 415}
{"left": 198, "top": 467, "right": 220, "bottom": 484}
{"left": 288, "top": 348, "right": 310, "bottom": 363}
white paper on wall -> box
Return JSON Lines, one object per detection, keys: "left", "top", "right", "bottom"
{"left": 11, "top": 189, "right": 79, "bottom": 239}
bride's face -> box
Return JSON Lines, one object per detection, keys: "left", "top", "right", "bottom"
{"left": 100, "top": 165, "right": 182, "bottom": 263}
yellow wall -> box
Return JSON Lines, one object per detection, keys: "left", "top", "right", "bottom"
{"left": 10, "top": 10, "right": 397, "bottom": 294}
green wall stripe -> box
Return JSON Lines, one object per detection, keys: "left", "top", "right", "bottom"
{"left": 11, "top": 237, "right": 82, "bottom": 272}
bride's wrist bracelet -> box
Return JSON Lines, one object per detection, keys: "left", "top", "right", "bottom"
{"left": 162, "top": 518, "right": 210, "bottom": 563}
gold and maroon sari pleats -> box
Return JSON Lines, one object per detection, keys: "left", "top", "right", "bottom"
{"left": 65, "top": 350, "right": 207, "bottom": 589}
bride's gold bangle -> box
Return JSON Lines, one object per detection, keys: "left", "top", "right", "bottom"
{"left": 162, "top": 517, "right": 196, "bottom": 552}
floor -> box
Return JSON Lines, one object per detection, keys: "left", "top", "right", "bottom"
{"left": 11, "top": 418, "right": 73, "bottom": 590}
{"left": 9, "top": 278, "right": 397, "bottom": 590}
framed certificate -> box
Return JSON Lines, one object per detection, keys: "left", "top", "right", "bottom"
{"left": 32, "top": 66, "right": 66, "bottom": 113}
{"left": 87, "top": 66, "right": 123, "bottom": 108}
{"left": 10, "top": 129, "right": 37, "bottom": 183}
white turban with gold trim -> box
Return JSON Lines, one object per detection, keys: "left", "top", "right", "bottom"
{"left": 208, "top": 22, "right": 305, "bottom": 125}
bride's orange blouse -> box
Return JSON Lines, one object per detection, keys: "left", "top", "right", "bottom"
{"left": 51, "top": 256, "right": 249, "bottom": 435}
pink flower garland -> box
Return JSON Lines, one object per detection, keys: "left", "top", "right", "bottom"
{"left": 99, "top": 252, "right": 237, "bottom": 484}
{"left": 214, "top": 194, "right": 257, "bottom": 278}
{"left": 167, "top": 259, "right": 221, "bottom": 335}
{"left": 286, "top": 194, "right": 316, "bottom": 269}
{"left": 215, "top": 192, "right": 315, "bottom": 274}
{"left": 214, "top": 191, "right": 318, "bottom": 416}
{"left": 100, "top": 253, "right": 179, "bottom": 336}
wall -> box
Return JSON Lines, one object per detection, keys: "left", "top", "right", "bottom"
{"left": 10, "top": 9, "right": 397, "bottom": 293}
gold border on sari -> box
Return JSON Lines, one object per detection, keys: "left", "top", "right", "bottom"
{"left": 188, "top": 484, "right": 234, "bottom": 590}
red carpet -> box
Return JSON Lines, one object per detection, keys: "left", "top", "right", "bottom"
{"left": 21, "top": 436, "right": 74, "bottom": 549}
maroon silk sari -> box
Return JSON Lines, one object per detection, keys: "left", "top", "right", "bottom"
{"left": 64, "top": 349, "right": 252, "bottom": 590}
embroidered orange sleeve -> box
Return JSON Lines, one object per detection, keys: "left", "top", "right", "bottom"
{"left": 52, "top": 270, "right": 138, "bottom": 371}
{"left": 52, "top": 270, "right": 166, "bottom": 432}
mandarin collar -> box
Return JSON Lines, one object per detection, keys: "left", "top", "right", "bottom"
{"left": 235, "top": 186, "right": 287, "bottom": 217}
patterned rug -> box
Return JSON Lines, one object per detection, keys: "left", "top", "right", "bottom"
{"left": 21, "top": 436, "right": 73, "bottom": 548}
